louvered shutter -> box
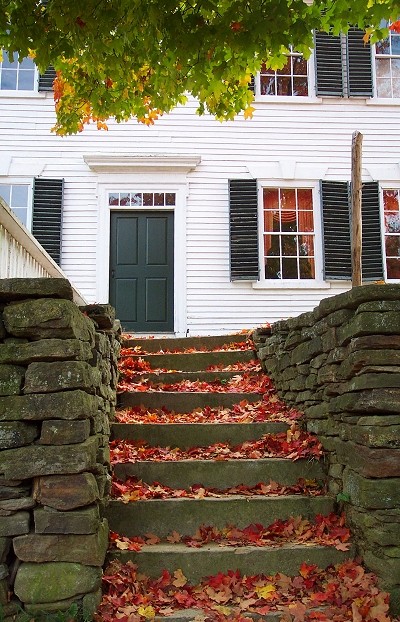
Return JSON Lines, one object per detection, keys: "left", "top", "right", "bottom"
{"left": 321, "top": 180, "right": 352, "bottom": 279}
{"left": 38, "top": 67, "right": 56, "bottom": 91}
{"left": 361, "top": 182, "right": 384, "bottom": 280}
{"left": 32, "top": 178, "right": 64, "bottom": 265}
{"left": 347, "top": 28, "right": 373, "bottom": 96}
{"left": 315, "top": 32, "right": 344, "bottom": 96}
{"left": 229, "top": 179, "right": 259, "bottom": 281}
{"left": 248, "top": 75, "right": 255, "bottom": 94}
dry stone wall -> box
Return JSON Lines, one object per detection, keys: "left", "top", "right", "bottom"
{"left": 0, "top": 279, "right": 120, "bottom": 620}
{"left": 253, "top": 283, "right": 400, "bottom": 612}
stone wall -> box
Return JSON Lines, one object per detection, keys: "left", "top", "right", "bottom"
{"left": 253, "top": 283, "right": 400, "bottom": 611}
{"left": 0, "top": 279, "right": 120, "bottom": 620}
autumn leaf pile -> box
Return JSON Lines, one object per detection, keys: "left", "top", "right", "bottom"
{"left": 112, "top": 477, "right": 324, "bottom": 503}
{"left": 118, "top": 371, "right": 272, "bottom": 394}
{"left": 110, "top": 426, "right": 323, "bottom": 464}
{"left": 120, "top": 338, "right": 254, "bottom": 357}
{"left": 96, "top": 559, "right": 399, "bottom": 622}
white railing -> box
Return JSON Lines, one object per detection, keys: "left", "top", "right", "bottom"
{"left": 0, "top": 197, "right": 86, "bottom": 305}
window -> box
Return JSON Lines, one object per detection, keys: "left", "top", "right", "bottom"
{"left": 383, "top": 189, "right": 400, "bottom": 278}
{"left": 375, "top": 21, "right": 400, "bottom": 98}
{"left": 263, "top": 188, "right": 315, "bottom": 279}
{"left": 108, "top": 191, "right": 176, "bottom": 207}
{"left": 0, "top": 52, "right": 36, "bottom": 91}
{"left": 0, "top": 183, "right": 30, "bottom": 227}
{"left": 259, "top": 48, "right": 308, "bottom": 96}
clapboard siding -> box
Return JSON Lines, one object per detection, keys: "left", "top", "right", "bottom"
{"left": 1, "top": 89, "right": 400, "bottom": 332}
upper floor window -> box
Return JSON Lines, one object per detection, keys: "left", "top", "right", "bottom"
{"left": 263, "top": 187, "right": 315, "bottom": 280}
{"left": 259, "top": 48, "right": 309, "bottom": 96}
{"left": 375, "top": 21, "right": 400, "bottom": 98}
{"left": 0, "top": 183, "right": 31, "bottom": 227}
{"left": 0, "top": 52, "right": 36, "bottom": 91}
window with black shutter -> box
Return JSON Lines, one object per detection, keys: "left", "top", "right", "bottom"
{"left": 315, "top": 28, "right": 373, "bottom": 98}
{"left": 229, "top": 179, "right": 259, "bottom": 281}
{"left": 32, "top": 178, "right": 64, "bottom": 265}
{"left": 38, "top": 67, "right": 56, "bottom": 91}
{"left": 321, "top": 180, "right": 383, "bottom": 280}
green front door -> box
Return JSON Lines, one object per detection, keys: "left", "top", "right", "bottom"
{"left": 109, "top": 210, "right": 174, "bottom": 332}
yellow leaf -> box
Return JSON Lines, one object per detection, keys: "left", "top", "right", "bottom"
{"left": 115, "top": 540, "right": 129, "bottom": 550}
{"left": 137, "top": 605, "right": 155, "bottom": 619}
{"left": 243, "top": 106, "right": 255, "bottom": 120}
{"left": 255, "top": 584, "right": 277, "bottom": 599}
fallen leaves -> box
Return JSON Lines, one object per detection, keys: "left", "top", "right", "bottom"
{"left": 111, "top": 477, "right": 325, "bottom": 503}
{"left": 108, "top": 513, "right": 350, "bottom": 552}
{"left": 95, "top": 559, "right": 398, "bottom": 622}
{"left": 120, "top": 339, "right": 254, "bottom": 357}
{"left": 114, "top": 398, "right": 302, "bottom": 425}
{"left": 110, "top": 427, "right": 323, "bottom": 464}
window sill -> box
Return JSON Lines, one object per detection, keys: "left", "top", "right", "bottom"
{"left": 366, "top": 98, "right": 400, "bottom": 106}
{"left": 252, "top": 280, "right": 331, "bottom": 290}
{"left": 254, "top": 96, "right": 322, "bottom": 104}
{"left": 0, "top": 90, "right": 46, "bottom": 99}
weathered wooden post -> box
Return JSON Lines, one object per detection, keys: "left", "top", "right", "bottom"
{"left": 351, "top": 130, "right": 363, "bottom": 287}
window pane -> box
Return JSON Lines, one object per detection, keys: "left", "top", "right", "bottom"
{"left": 277, "top": 59, "right": 291, "bottom": 75}
{"left": 281, "top": 235, "right": 297, "bottom": 256}
{"left": 392, "top": 78, "right": 400, "bottom": 97}
{"left": 391, "top": 34, "right": 400, "bottom": 54}
{"left": 154, "top": 193, "right": 164, "bottom": 205}
{"left": 297, "top": 188, "right": 313, "bottom": 209}
{"left": 384, "top": 212, "right": 400, "bottom": 233}
{"left": 377, "top": 78, "right": 392, "bottom": 97}
{"left": 280, "top": 189, "right": 296, "bottom": 209}
{"left": 387, "top": 257, "right": 400, "bottom": 278}
{"left": 166, "top": 193, "right": 176, "bottom": 206}
{"left": 1, "top": 51, "right": 18, "bottom": 68}
{"left": 119, "top": 193, "right": 130, "bottom": 206}
{"left": 376, "top": 38, "right": 390, "bottom": 55}
{"left": 0, "top": 185, "right": 11, "bottom": 204}
{"left": 265, "top": 256, "right": 281, "bottom": 279}
{"left": 109, "top": 193, "right": 119, "bottom": 206}
{"left": 376, "top": 58, "right": 390, "bottom": 78}
{"left": 392, "top": 58, "right": 400, "bottom": 77}
{"left": 299, "top": 235, "right": 314, "bottom": 256}
{"left": 20, "top": 56, "right": 35, "bottom": 69}
{"left": 260, "top": 75, "right": 275, "bottom": 95}
{"left": 276, "top": 76, "right": 292, "bottom": 96}
{"left": 300, "top": 257, "right": 315, "bottom": 279}
{"left": 384, "top": 189, "right": 399, "bottom": 210}
{"left": 143, "top": 193, "right": 153, "bottom": 206}
{"left": 18, "top": 70, "right": 35, "bottom": 90}
{"left": 264, "top": 188, "right": 279, "bottom": 209}
{"left": 10, "top": 208, "right": 27, "bottom": 226}
{"left": 11, "top": 185, "right": 28, "bottom": 208}
{"left": 1, "top": 69, "right": 17, "bottom": 89}
{"left": 292, "top": 56, "right": 307, "bottom": 75}
{"left": 282, "top": 257, "right": 298, "bottom": 278}
{"left": 385, "top": 235, "right": 400, "bottom": 256}
{"left": 293, "top": 77, "right": 308, "bottom": 96}
{"left": 131, "top": 192, "right": 142, "bottom": 206}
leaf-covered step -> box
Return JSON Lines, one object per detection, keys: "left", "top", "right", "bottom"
{"left": 118, "top": 391, "right": 265, "bottom": 410}
{"left": 113, "top": 458, "right": 326, "bottom": 489}
{"left": 119, "top": 349, "right": 256, "bottom": 371}
{"left": 97, "top": 559, "right": 391, "bottom": 622}
{"left": 107, "top": 542, "right": 354, "bottom": 583}
{"left": 111, "top": 421, "right": 289, "bottom": 447}
{"left": 119, "top": 370, "right": 246, "bottom": 385}
{"left": 105, "top": 496, "right": 336, "bottom": 537}
{"left": 122, "top": 333, "right": 251, "bottom": 353}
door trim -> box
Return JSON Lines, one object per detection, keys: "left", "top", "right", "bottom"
{"left": 96, "top": 180, "right": 187, "bottom": 336}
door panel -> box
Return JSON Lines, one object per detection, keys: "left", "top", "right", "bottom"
{"left": 110, "top": 211, "right": 174, "bottom": 332}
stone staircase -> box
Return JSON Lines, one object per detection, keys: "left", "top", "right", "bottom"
{"left": 102, "top": 334, "right": 354, "bottom": 619}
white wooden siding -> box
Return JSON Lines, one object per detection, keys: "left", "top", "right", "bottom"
{"left": 0, "top": 90, "right": 399, "bottom": 333}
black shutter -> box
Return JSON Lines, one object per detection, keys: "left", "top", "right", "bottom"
{"left": 361, "top": 182, "right": 384, "bottom": 280}
{"left": 229, "top": 179, "right": 259, "bottom": 281}
{"left": 38, "top": 67, "right": 56, "bottom": 91}
{"left": 248, "top": 75, "right": 255, "bottom": 94}
{"left": 315, "top": 31, "right": 344, "bottom": 96}
{"left": 321, "top": 180, "right": 352, "bottom": 279}
{"left": 347, "top": 28, "right": 373, "bottom": 96}
{"left": 32, "top": 178, "right": 64, "bottom": 265}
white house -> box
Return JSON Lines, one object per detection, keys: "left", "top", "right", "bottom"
{"left": 1, "top": 27, "right": 400, "bottom": 335}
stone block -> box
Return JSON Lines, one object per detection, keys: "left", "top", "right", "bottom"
{"left": 0, "top": 390, "right": 99, "bottom": 421}
{"left": 0, "top": 511, "right": 30, "bottom": 536}
{"left": 0, "top": 278, "right": 73, "bottom": 302}
{"left": 82, "top": 588, "right": 103, "bottom": 619}
{"left": 329, "top": 388, "right": 400, "bottom": 415}
{"left": 81, "top": 304, "right": 115, "bottom": 329}
{"left": 0, "top": 365, "right": 24, "bottom": 396}
{"left": 0, "top": 497, "right": 34, "bottom": 512}
{"left": 3, "top": 298, "right": 94, "bottom": 342}
{"left": 13, "top": 519, "right": 108, "bottom": 566}
{"left": 24, "top": 361, "right": 101, "bottom": 394}
{"left": 14, "top": 562, "right": 102, "bottom": 603}
{"left": 0, "top": 436, "right": 98, "bottom": 479}
{"left": 315, "top": 283, "right": 400, "bottom": 320}
{"left": 34, "top": 505, "right": 101, "bottom": 534}
{"left": 0, "top": 537, "right": 10, "bottom": 563}
{"left": 340, "top": 421, "right": 400, "bottom": 448}
{"left": 0, "top": 421, "right": 39, "bottom": 449}
{"left": 343, "top": 468, "right": 400, "bottom": 509}
{"left": 0, "top": 314, "right": 6, "bottom": 340}
{"left": 336, "top": 440, "right": 400, "bottom": 477}
{"left": 291, "top": 337, "right": 322, "bottom": 365}
{"left": 0, "top": 338, "right": 93, "bottom": 365}
{"left": 338, "top": 311, "right": 400, "bottom": 346}
{"left": 349, "top": 335, "right": 400, "bottom": 352}
{"left": 357, "top": 300, "right": 400, "bottom": 313}
{"left": 362, "top": 550, "right": 400, "bottom": 585}
{"left": 39, "top": 419, "right": 91, "bottom": 445}
{"left": 34, "top": 473, "right": 99, "bottom": 510}
{"left": 0, "top": 484, "right": 30, "bottom": 500}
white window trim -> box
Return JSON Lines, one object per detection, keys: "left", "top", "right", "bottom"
{"left": 97, "top": 180, "right": 188, "bottom": 336}
{"left": 0, "top": 62, "right": 43, "bottom": 97}
{"left": 370, "top": 41, "right": 400, "bottom": 103}
{"left": 0, "top": 178, "right": 33, "bottom": 230}
{"left": 253, "top": 179, "right": 330, "bottom": 289}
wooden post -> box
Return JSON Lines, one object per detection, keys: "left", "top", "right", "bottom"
{"left": 351, "top": 130, "right": 363, "bottom": 287}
